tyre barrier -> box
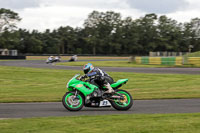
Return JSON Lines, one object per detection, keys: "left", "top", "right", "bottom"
{"left": 187, "top": 57, "right": 200, "bottom": 66}
{"left": 135, "top": 56, "right": 200, "bottom": 66}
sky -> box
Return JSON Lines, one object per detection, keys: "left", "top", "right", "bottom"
{"left": 1, "top": 0, "right": 200, "bottom": 31}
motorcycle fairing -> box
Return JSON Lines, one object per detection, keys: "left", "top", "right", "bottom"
{"left": 67, "top": 74, "right": 128, "bottom": 96}
{"left": 67, "top": 74, "right": 98, "bottom": 96}
{"left": 111, "top": 79, "right": 128, "bottom": 88}
{"left": 70, "top": 82, "right": 98, "bottom": 96}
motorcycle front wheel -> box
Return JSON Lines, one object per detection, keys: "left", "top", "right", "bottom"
{"left": 110, "top": 89, "right": 133, "bottom": 111}
{"left": 62, "top": 91, "right": 84, "bottom": 111}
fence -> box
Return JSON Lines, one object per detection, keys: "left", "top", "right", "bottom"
{"left": 149, "top": 52, "right": 188, "bottom": 57}
{"left": 135, "top": 56, "right": 200, "bottom": 66}
{"left": 0, "top": 56, "right": 26, "bottom": 60}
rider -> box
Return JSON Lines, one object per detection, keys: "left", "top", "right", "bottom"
{"left": 48, "top": 56, "right": 54, "bottom": 60}
{"left": 81, "top": 63, "right": 114, "bottom": 93}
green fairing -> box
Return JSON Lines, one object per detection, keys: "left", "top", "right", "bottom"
{"left": 67, "top": 74, "right": 128, "bottom": 96}
{"left": 111, "top": 79, "right": 128, "bottom": 88}
{"left": 67, "top": 74, "right": 98, "bottom": 96}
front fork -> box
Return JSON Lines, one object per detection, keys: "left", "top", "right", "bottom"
{"left": 73, "top": 90, "right": 80, "bottom": 100}
{"left": 73, "top": 90, "right": 87, "bottom": 104}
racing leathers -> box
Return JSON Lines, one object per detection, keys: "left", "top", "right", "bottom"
{"left": 82, "top": 68, "right": 114, "bottom": 93}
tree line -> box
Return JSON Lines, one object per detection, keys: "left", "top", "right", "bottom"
{"left": 0, "top": 8, "right": 200, "bottom": 55}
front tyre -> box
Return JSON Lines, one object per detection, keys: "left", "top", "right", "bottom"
{"left": 110, "top": 89, "right": 133, "bottom": 111}
{"left": 62, "top": 91, "right": 84, "bottom": 111}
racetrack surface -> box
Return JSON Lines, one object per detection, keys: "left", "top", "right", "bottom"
{"left": 0, "top": 99, "right": 200, "bottom": 118}
{"left": 0, "top": 60, "right": 200, "bottom": 74}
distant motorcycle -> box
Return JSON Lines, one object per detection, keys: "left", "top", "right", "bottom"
{"left": 54, "top": 56, "right": 61, "bottom": 62}
{"left": 46, "top": 56, "right": 61, "bottom": 64}
{"left": 62, "top": 74, "right": 133, "bottom": 111}
{"left": 68, "top": 55, "right": 77, "bottom": 62}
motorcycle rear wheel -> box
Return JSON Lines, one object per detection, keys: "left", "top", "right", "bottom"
{"left": 110, "top": 89, "right": 133, "bottom": 111}
{"left": 62, "top": 91, "right": 84, "bottom": 111}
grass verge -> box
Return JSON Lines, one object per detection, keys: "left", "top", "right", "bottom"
{"left": 0, "top": 113, "right": 200, "bottom": 133}
{"left": 0, "top": 66, "right": 200, "bottom": 102}
{"left": 185, "top": 51, "right": 200, "bottom": 57}
{"left": 57, "top": 61, "right": 198, "bottom": 68}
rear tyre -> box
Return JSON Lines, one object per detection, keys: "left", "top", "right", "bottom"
{"left": 62, "top": 91, "right": 84, "bottom": 111}
{"left": 110, "top": 89, "right": 133, "bottom": 111}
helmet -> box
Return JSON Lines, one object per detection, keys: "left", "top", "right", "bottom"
{"left": 83, "top": 63, "right": 94, "bottom": 74}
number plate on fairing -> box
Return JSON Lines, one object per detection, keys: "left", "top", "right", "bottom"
{"left": 99, "top": 100, "right": 111, "bottom": 107}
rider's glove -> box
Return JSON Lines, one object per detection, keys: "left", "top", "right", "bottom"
{"left": 80, "top": 75, "right": 87, "bottom": 80}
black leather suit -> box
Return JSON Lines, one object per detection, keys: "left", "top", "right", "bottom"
{"left": 86, "top": 68, "right": 114, "bottom": 88}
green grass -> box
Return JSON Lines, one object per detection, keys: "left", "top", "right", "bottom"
{"left": 0, "top": 66, "right": 200, "bottom": 102}
{"left": 0, "top": 66, "right": 78, "bottom": 102}
{"left": 185, "top": 51, "right": 200, "bottom": 57}
{"left": 0, "top": 113, "right": 200, "bottom": 133}
{"left": 57, "top": 61, "right": 198, "bottom": 68}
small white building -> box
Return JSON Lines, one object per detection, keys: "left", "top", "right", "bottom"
{"left": 0, "top": 49, "right": 18, "bottom": 56}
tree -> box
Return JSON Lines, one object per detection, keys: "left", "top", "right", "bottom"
{"left": 84, "top": 11, "right": 122, "bottom": 55}
{"left": 0, "top": 8, "right": 21, "bottom": 33}
{"left": 0, "top": 30, "right": 22, "bottom": 50}
{"left": 156, "top": 15, "right": 182, "bottom": 52}
{"left": 1, "top": 9, "right": 200, "bottom": 55}
{"left": 26, "top": 36, "right": 43, "bottom": 54}
{"left": 110, "top": 17, "right": 140, "bottom": 55}
{"left": 39, "top": 29, "right": 60, "bottom": 54}
{"left": 135, "top": 13, "right": 158, "bottom": 55}
{"left": 183, "top": 18, "right": 200, "bottom": 52}
{"left": 56, "top": 26, "right": 77, "bottom": 54}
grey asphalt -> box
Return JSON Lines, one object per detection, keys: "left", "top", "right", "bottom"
{"left": 0, "top": 60, "right": 200, "bottom": 74}
{"left": 0, "top": 99, "right": 200, "bottom": 118}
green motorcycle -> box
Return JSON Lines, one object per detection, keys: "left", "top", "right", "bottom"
{"left": 62, "top": 74, "right": 133, "bottom": 111}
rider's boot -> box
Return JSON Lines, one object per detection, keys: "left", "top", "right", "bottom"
{"left": 104, "top": 83, "right": 114, "bottom": 93}
{"left": 85, "top": 95, "right": 90, "bottom": 104}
